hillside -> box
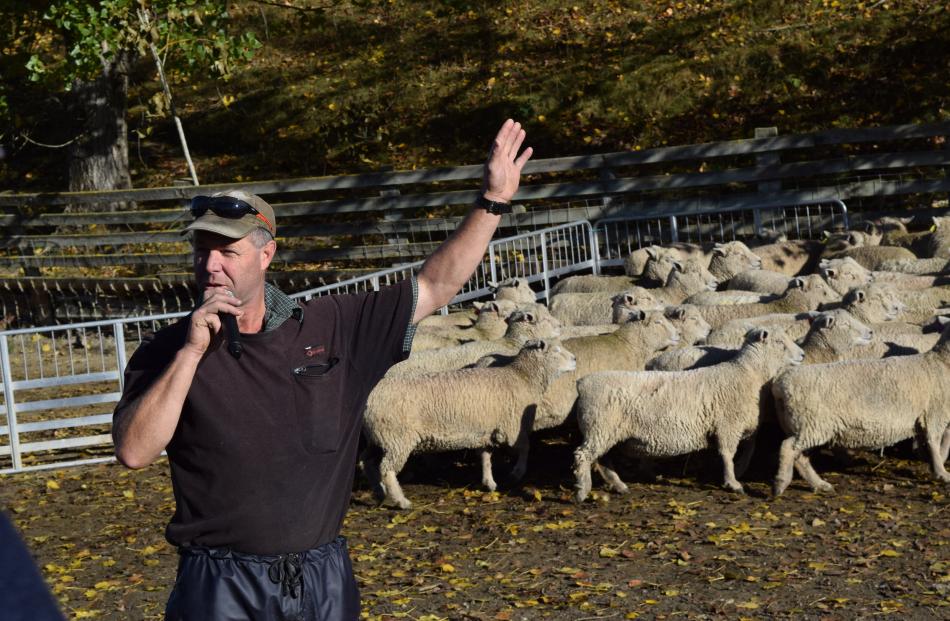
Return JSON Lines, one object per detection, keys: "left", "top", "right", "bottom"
{"left": 3, "top": 0, "right": 948, "bottom": 192}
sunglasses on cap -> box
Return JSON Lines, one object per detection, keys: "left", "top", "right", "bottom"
{"left": 190, "top": 195, "right": 275, "bottom": 235}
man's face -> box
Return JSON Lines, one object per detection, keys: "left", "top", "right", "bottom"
{"left": 192, "top": 231, "right": 274, "bottom": 301}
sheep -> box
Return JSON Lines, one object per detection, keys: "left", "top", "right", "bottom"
{"left": 828, "top": 244, "right": 918, "bottom": 271}
{"left": 572, "top": 327, "right": 805, "bottom": 500}
{"left": 643, "top": 260, "right": 719, "bottom": 304}
{"left": 684, "top": 288, "right": 778, "bottom": 306}
{"left": 771, "top": 324, "right": 950, "bottom": 495}
{"left": 533, "top": 310, "right": 681, "bottom": 430}
{"left": 551, "top": 274, "right": 638, "bottom": 295}
{"left": 623, "top": 244, "right": 686, "bottom": 277}
{"left": 704, "top": 312, "right": 817, "bottom": 349}
{"left": 928, "top": 215, "right": 950, "bottom": 259}
{"left": 413, "top": 300, "right": 518, "bottom": 350}
{"left": 491, "top": 277, "right": 537, "bottom": 304}
{"left": 752, "top": 239, "right": 825, "bottom": 276}
{"left": 362, "top": 339, "right": 577, "bottom": 509}
{"left": 878, "top": 256, "right": 950, "bottom": 275}
{"left": 647, "top": 310, "right": 875, "bottom": 371}
{"left": 557, "top": 303, "right": 711, "bottom": 343}
{"left": 550, "top": 289, "right": 663, "bottom": 326}
{"left": 819, "top": 256, "right": 947, "bottom": 293}
{"left": 689, "top": 274, "right": 839, "bottom": 330}
{"left": 387, "top": 309, "right": 562, "bottom": 376}
{"left": 706, "top": 241, "right": 764, "bottom": 282}
{"left": 868, "top": 216, "right": 932, "bottom": 256}
{"left": 725, "top": 269, "right": 795, "bottom": 296}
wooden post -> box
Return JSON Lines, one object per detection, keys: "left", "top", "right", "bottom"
{"left": 754, "top": 127, "right": 780, "bottom": 234}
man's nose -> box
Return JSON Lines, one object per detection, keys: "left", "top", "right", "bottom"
{"left": 204, "top": 250, "right": 224, "bottom": 272}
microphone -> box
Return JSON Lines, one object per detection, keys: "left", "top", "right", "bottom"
{"left": 222, "top": 313, "right": 243, "bottom": 359}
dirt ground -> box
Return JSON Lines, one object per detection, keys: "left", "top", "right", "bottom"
{"left": 1, "top": 434, "right": 948, "bottom": 621}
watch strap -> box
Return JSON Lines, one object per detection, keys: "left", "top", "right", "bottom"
{"left": 474, "top": 194, "right": 513, "bottom": 215}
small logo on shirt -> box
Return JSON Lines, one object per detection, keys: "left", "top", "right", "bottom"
{"left": 304, "top": 345, "right": 326, "bottom": 358}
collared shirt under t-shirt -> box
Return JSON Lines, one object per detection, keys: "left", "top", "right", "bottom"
{"left": 114, "top": 279, "right": 417, "bottom": 555}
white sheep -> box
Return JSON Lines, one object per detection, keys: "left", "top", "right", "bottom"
{"left": 752, "top": 239, "right": 824, "bottom": 276}
{"left": 819, "top": 256, "right": 945, "bottom": 293}
{"left": 362, "top": 339, "right": 577, "bottom": 509}
{"left": 690, "top": 274, "right": 839, "bottom": 330}
{"left": 556, "top": 303, "right": 711, "bottom": 343}
{"left": 623, "top": 245, "right": 685, "bottom": 277}
{"left": 387, "top": 308, "right": 561, "bottom": 376}
{"left": 771, "top": 324, "right": 950, "bottom": 495}
{"left": 928, "top": 215, "right": 950, "bottom": 259}
{"left": 413, "top": 300, "right": 518, "bottom": 350}
{"left": 725, "top": 269, "right": 795, "bottom": 296}
{"left": 550, "top": 289, "right": 663, "bottom": 326}
{"left": 642, "top": 260, "right": 719, "bottom": 304}
{"left": 572, "top": 327, "right": 804, "bottom": 500}
{"left": 491, "top": 277, "right": 537, "bottom": 304}
{"left": 878, "top": 256, "right": 950, "bottom": 275}
{"left": 534, "top": 310, "right": 681, "bottom": 430}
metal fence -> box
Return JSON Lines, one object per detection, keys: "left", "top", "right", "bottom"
{"left": 595, "top": 199, "right": 849, "bottom": 268}
{"left": 0, "top": 221, "right": 597, "bottom": 473}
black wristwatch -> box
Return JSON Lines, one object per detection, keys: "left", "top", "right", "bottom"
{"left": 474, "top": 194, "right": 513, "bottom": 215}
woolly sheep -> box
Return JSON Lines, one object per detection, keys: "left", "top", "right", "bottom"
{"left": 829, "top": 245, "right": 918, "bottom": 271}
{"left": 819, "top": 256, "right": 946, "bottom": 293}
{"left": 928, "top": 216, "right": 950, "bottom": 259}
{"left": 771, "top": 324, "right": 950, "bottom": 495}
{"left": 534, "top": 310, "right": 681, "bottom": 430}
{"left": 413, "top": 300, "right": 515, "bottom": 349}
{"left": 690, "top": 274, "right": 839, "bottom": 330}
{"left": 706, "top": 241, "right": 764, "bottom": 282}
{"left": 725, "top": 269, "right": 794, "bottom": 296}
{"left": 556, "top": 303, "right": 711, "bottom": 343}
{"left": 363, "top": 339, "right": 577, "bottom": 509}
{"left": 491, "top": 277, "right": 537, "bottom": 304}
{"left": 643, "top": 260, "right": 719, "bottom": 305}
{"left": 623, "top": 244, "right": 687, "bottom": 277}
{"left": 573, "top": 327, "right": 805, "bottom": 499}
{"left": 878, "top": 256, "right": 950, "bottom": 275}
{"left": 648, "top": 310, "right": 874, "bottom": 371}
{"left": 868, "top": 216, "right": 932, "bottom": 256}
{"left": 387, "top": 308, "right": 561, "bottom": 376}
{"left": 550, "top": 289, "right": 663, "bottom": 326}
{"left": 551, "top": 274, "right": 637, "bottom": 295}
{"left": 752, "top": 239, "right": 824, "bottom": 276}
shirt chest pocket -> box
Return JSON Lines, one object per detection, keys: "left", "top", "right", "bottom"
{"left": 291, "top": 354, "right": 347, "bottom": 454}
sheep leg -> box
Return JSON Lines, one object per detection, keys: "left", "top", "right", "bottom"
{"left": 573, "top": 438, "right": 613, "bottom": 503}
{"left": 594, "top": 454, "right": 629, "bottom": 495}
{"left": 734, "top": 435, "right": 757, "bottom": 479}
{"left": 378, "top": 445, "right": 414, "bottom": 510}
{"left": 793, "top": 452, "right": 834, "bottom": 493}
{"left": 923, "top": 422, "right": 950, "bottom": 482}
{"left": 940, "top": 427, "right": 950, "bottom": 464}
{"left": 716, "top": 434, "right": 744, "bottom": 493}
{"left": 508, "top": 407, "right": 536, "bottom": 484}
{"left": 774, "top": 437, "right": 801, "bottom": 496}
{"left": 480, "top": 450, "right": 497, "bottom": 492}
{"left": 359, "top": 444, "right": 385, "bottom": 502}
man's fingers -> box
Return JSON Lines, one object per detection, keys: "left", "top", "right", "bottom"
{"left": 508, "top": 128, "right": 526, "bottom": 161}
{"left": 514, "top": 145, "right": 534, "bottom": 169}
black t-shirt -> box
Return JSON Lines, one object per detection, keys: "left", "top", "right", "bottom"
{"left": 114, "top": 279, "right": 415, "bottom": 554}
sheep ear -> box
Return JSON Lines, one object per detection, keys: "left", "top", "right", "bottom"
{"left": 862, "top": 222, "right": 877, "bottom": 234}
{"left": 488, "top": 301, "right": 500, "bottom": 312}
{"left": 825, "top": 267, "right": 838, "bottom": 279}
{"left": 671, "top": 261, "right": 684, "bottom": 273}
{"left": 746, "top": 328, "right": 769, "bottom": 343}
{"left": 666, "top": 306, "right": 686, "bottom": 320}
{"left": 847, "top": 233, "right": 859, "bottom": 245}
{"left": 816, "top": 313, "right": 836, "bottom": 329}
{"left": 511, "top": 278, "right": 521, "bottom": 287}
{"left": 626, "top": 309, "right": 647, "bottom": 322}
{"left": 854, "top": 289, "right": 867, "bottom": 304}
{"left": 624, "top": 293, "right": 635, "bottom": 304}
{"left": 937, "top": 315, "right": 950, "bottom": 326}
{"left": 712, "top": 244, "right": 726, "bottom": 257}
{"left": 822, "top": 230, "right": 832, "bottom": 240}
{"left": 818, "top": 259, "right": 830, "bottom": 269}
{"left": 790, "top": 277, "right": 805, "bottom": 290}
{"left": 473, "top": 301, "right": 485, "bottom": 310}
{"left": 645, "top": 247, "right": 658, "bottom": 260}
{"left": 523, "top": 312, "right": 536, "bottom": 323}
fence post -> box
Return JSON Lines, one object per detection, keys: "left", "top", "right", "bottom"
{"left": 0, "top": 335, "right": 22, "bottom": 472}
{"left": 588, "top": 221, "right": 601, "bottom": 276}
{"left": 540, "top": 233, "right": 551, "bottom": 306}
{"left": 754, "top": 127, "right": 780, "bottom": 234}
{"left": 114, "top": 322, "right": 128, "bottom": 393}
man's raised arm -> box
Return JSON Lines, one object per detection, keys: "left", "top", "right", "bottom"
{"left": 413, "top": 119, "right": 533, "bottom": 323}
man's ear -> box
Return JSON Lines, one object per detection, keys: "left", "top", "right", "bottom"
{"left": 261, "top": 239, "right": 277, "bottom": 270}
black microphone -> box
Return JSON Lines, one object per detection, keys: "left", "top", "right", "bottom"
{"left": 222, "top": 313, "right": 243, "bottom": 359}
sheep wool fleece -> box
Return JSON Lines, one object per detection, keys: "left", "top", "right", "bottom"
{"left": 114, "top": 279, "right": 416, "bottom": 619}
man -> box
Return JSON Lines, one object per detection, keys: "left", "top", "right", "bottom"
{"left": 112, "top": 120, "right": 532, "bottom": 620}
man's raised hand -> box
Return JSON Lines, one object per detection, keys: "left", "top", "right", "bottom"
{"left": 482, "top": 119, "right": 533, "bottom": 204}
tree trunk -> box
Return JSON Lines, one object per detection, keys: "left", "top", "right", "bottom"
{"left": 67, "top": 52, "right": 133, "bottom": 211}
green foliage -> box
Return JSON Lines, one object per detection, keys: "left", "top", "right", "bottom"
{"left": 23, "top": 0, "right": 261, "bottom": 89}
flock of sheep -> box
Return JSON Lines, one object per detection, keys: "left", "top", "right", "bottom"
{"left": 359, "top": 215, "right": 950, "bottom": 508}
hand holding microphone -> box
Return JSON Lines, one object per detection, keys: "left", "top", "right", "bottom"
{"left": 222, "top": 290, "right": 244, "bottom": 360}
